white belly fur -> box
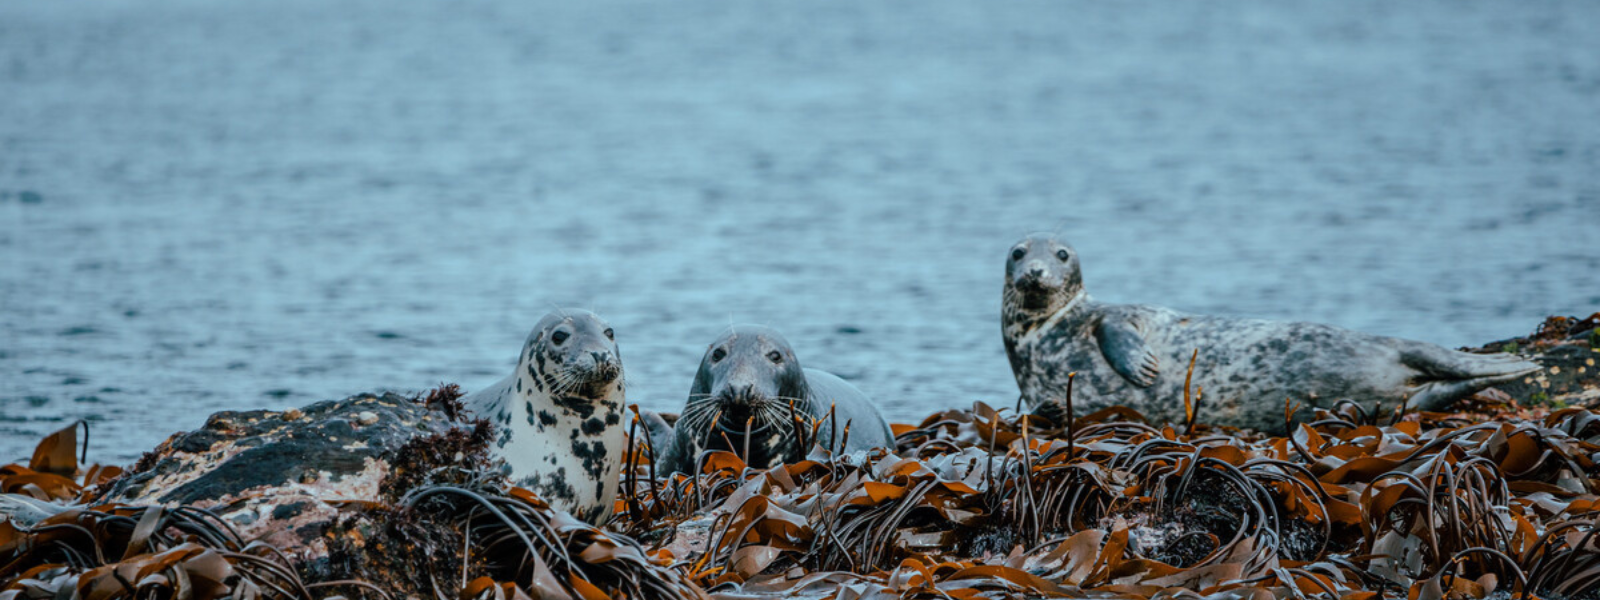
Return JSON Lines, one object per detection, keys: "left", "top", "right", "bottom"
{"left": 465, "top": 375, "right": 627, "bottom": 523}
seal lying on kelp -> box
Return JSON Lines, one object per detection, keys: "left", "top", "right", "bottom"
{"left": 464, "top": 308, "right": 627, "bottom": 523}
{"left": 1001, "top": 233, "right": 1543, "bottom": 432}
{"left": 657, "top": 325, "right": 894, "bottom": 474}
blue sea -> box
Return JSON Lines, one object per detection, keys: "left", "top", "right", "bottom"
{"left": 3, "top": 0, "right": 1597, "bottom": 462}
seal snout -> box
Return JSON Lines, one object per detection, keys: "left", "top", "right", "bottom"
{"left": 713, "top": 382, "right": 767, "bottom": 408}
{"left": 711, "top": 382, "right": 780, "bottom": 430}
{"left": 714, "top": 395, "right": 776, "bottom": 437}
{"left": 579, "top": 351, "right": 621, "bottom": 383}
{"left": 1012, "top": 273, "right": 1057, "bottom": 310}
{"left": 1015, "top": 259, "right": 1060, "bottom": 288}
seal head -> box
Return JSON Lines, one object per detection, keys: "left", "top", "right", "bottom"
{"left": 516, "top": 310, "right": 622, "bottom": 419}
{"left": 1003, "top": 233, "right": 1086, "bottom": 341}
{"left": 680, "top": 325, "right": 809, "bottom": 469}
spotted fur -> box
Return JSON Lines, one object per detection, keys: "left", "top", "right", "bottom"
{"left": 462, "top": 309, "right": 627, "bottom": 523}
{"left": 1002, "top": 233, "right": 1543, "bottom": 433}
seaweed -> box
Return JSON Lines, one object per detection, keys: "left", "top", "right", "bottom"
{"left": 8, "top": 324, "right": 1600, "bottom": 600}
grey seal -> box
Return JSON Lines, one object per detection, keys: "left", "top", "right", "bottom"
{"left": 1001, "top": 233, "right": 1543, "bottom": 432}
{"left": 463, "top": 309, "right": 627, "bottom": 523}
{"left": 657, "top": 325, "right": 894, "bottom": 474}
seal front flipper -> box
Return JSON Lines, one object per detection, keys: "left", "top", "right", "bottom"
{"left": 1096, "top": 316, "right": 1160, "bottom": 388}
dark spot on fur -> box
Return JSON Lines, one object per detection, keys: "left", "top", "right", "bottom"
{"left": 570, "top": 438, "right": 608, "bottom": 479}
{"left": 553, "top": 395, "right": 596, "bottom": 419}
{"left": 538, "top": 410, "right": 558, "bottom": 426}
{"left": 517, "top": 466, "right": 578, "bottom": 505}
{"left": 581, "top": 417, "right": 606, "bottom": 435}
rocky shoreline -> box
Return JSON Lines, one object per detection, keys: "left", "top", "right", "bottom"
{"left": 3, "top": 315, "right": 1597, "bottom": 600}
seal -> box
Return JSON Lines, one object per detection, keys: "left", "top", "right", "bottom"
{"left": 463, "top": 309, "right": 627, "bottom": 523}
{"left": 1001, "top": 233, "right": 1544, "bottom": 432}
{"left": 657, "top": 325, "right": 895, "bottom": 474}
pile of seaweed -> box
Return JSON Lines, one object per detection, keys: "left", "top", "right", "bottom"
{"left": 616, "top": 397, "right": 1599, "bottom": 599}
{"left": 4, "top": 316, "right": 1598, "bottom": 600}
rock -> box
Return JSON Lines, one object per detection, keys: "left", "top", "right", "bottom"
{"left": 102, "top": 391, "right": 490, "bottom": 560}
{"left": 1470, "top": 313, "right": 1600, "bottom": 409}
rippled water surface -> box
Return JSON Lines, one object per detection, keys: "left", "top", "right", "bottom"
{"left": 3, "top": 1, "right": 1598, "bottom": 462}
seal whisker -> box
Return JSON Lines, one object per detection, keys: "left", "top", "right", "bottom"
{"left": 679, "top": 403, "right": 720, "bottom": 424}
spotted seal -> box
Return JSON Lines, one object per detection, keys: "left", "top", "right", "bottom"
{"left": 657, "top": 325, "right": 894, "bottom": 474}
{"left": 1001, "top": 233, "right": 1543, "bottom": 432}
{"left": 463, "top": 309, "right": 626, "bottom": 522}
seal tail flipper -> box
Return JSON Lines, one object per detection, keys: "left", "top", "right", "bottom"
{"left": 0, "top": 493, "right": 78, "bottom": 527}
{"left": 1400, "top": 346, "right": 1542, "bottom": 411}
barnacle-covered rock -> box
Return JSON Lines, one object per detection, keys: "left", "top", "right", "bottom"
{"left": 100, "top": 389, "right": 490, "bottom": 559}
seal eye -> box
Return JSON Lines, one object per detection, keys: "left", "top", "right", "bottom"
{"left": 1011, "top": 248, "right": 1026, "bottom": 262}
{"left": 1056, "top": 249, "right": 1070, "bottom": 261}
{"left": 711, "top": 348, "right": 726, "bottom": 362}
{"left": 767, "top": 351, "right": 783, "bottom": 364}
{"left": 551, "top": 331, "right": 570, "bottom": 345}
{"left": 603, "top": 328, "right": 614, "bottom": 340}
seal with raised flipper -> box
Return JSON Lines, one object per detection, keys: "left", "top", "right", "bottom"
{"left": 1001, "top": 233, "right": 1543, "bottom": 432}
{"left": 657, "top": 324, "right": 895, "bottom": 474}
{"left": 463, "top": 308, "right": 627, "bottom": 523}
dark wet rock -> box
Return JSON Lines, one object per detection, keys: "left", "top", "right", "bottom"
{"left": 272, "top": 501, "right": 310, "bottom": 520}
{"left": 101, "top": 391, "right": 485, "bottom": 559}
{"left": 1470, "top": 313, "right": 1600, "bottom": 408}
